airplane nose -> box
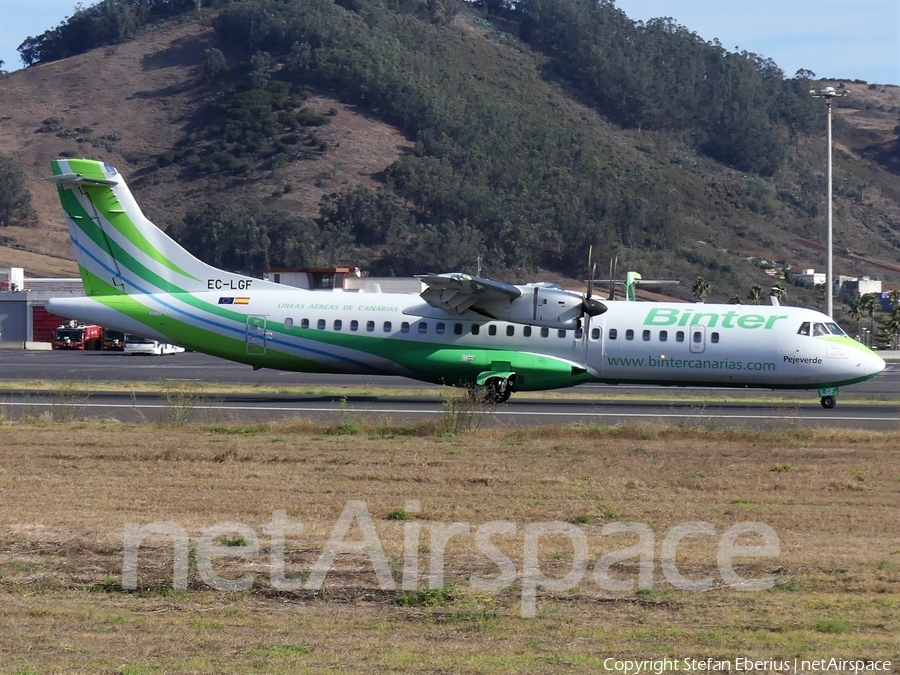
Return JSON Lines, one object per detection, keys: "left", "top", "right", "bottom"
{"left": 869, "top": 350, "right": 886, "bottom": 376}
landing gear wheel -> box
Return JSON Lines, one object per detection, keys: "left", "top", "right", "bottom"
{"left": 820, "top": 395, "right": 836, "bottom": 409}
{"left": 469, "top": 379, "right": 514, "bottom": 404}
{"left": 495, "top": 386, "right": 512, "bottom": 404}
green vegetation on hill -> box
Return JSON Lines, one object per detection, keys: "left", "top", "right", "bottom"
{"left": 17, "top": 0, "right": 201, "bottom": 67}
{"left": 208, "top": 0, "right": 681, "bottom": 275}
{"left": 507, "top": 0, "right": 823, "bottom": 175}
{"left": 14, "top": 0, "right": 900, "bottom": 309}
{"left": 0, "top": 154, "right": 34, "bottom": 227}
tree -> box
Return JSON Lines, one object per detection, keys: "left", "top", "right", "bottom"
{"left": 888, "top": 289, "right": 900, "bottom": 313}
{"left": 729, "top": 294, "right": 742, "bottom": 304}
{"left": 748, "top": 284, "right": 763, "bottom": 305}
{"left": 202, "top": 48, "right": 228, "bottom": 81}
{"left": 0, "top": 155, "right": 33, "bottom": 227}
{"left": 692, "top": 276, "right": 711, "bottom": 302}
{"left": 884, "top": 307, "right": 900, "bottom": 350}
{"left": 847, "top": 297, "right": 864, "bottom": 337}
{"left": 860, "top": 293, "right": 879, "bottom": 334}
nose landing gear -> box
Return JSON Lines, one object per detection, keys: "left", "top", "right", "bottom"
{"left": 818, "top": 386, "right": 838, "bottom": 410}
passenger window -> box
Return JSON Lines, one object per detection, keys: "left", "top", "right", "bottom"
{"left": 642, "top": 330, "right": 650, "bottom": 341}
{"left": 383, "top": 321, "right": 392, "bottom": 332}
{"left": 284, "top": 318, "right": 293, "bottom": 330}
{"left": 471, "top": 325, "right": 480, "bottom": 335}
{"left": 301, "top": 318, "right": 309, "bottom": 330}
{"left": 334, "top": 319, "right": 342, "bottom": 331}
{"left": 317, "top": 319, "right": 326, "bottom": 330}
{"left": 401, "top": 322, "right": 409, "bottom": 333}
{"left": 591, "top": 327, "right": 601, "bottom": 340}
{"left": 574, "top": 327, "right": 583, "bottom": 339}
{"left": 454, "top": 323, "right": 463, "bottom": 335}
{"left": 711, "top": 332, "right": 719, "bottom": 344}
{"left": 797, "top": 322, "right": 810, "bottom": 336}
{"left": 676, "top": 331, "right": 684, "bottom": 342}
{"left": 366, "top": 320, "right": 375, "bottom": 332}
{"left": 558, "top": 329, "right": 566, "bottom": 338}
{"left": 507, "top": 325, "right": 515, "bottom": 337}
{"left": 813, "top": 323, "right": 828, "bottom": 337}
{"left": 625, "top": 329, "right": 634, "bottom": 341}
{"left": 418, "top": 322, "right": 428, "bottom": 334}
{"left": 350, "top": 320, "right": 359, "bottom": 332}
{"left": 524, "top": 326, "right": 532, "bottom": 337}
{"left": 693, "top": 331, "right": 702, "bottom": 344}
{"left": 489, "top": 325, "right": 497, "bottom": 336}
{"left": 436, "top": 322, "right": 445, "bottom": 334}
{"left": 541, "top": 327, "right": 549, "bottom": 338}
{"left": 659, "top": 330, "right": 667, "bottom": 342}
{"left": 609, "top": 329, "right": 618, "bottom": 340}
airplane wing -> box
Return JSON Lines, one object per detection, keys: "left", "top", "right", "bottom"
{"left": 416, "top": 273, "right": 522, "bottom": 315}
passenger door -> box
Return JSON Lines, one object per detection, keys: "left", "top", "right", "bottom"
{"left": 246, "top": 316, "right": 268, "bottom": 355}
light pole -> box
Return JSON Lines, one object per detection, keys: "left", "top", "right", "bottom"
{"left": 809, "top": 86, "right": 848, "bottom": 319}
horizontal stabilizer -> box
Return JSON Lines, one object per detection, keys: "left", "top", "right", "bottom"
{"left": 47, "top": 172, "right": 119, "bottom": 187}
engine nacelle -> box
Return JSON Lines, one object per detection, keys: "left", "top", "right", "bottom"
{"left": 477, "top": 286, "right": 586, "bottom": 330}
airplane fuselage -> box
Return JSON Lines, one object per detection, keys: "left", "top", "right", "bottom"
{"left": 44, "top": 158, "right": 885, "bottom": 404}
{"left": 47, "top": 288, "right": 884, "bottom": 393}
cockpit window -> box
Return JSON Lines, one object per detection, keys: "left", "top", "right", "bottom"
{"left": 797, "top": 322, "right": 810, "bottom": 336}
{"left": 825, "top": 322, "right": 846, "bottom": 336}
{"left": 812, "top": 323, "right": 829, "bottom": 337}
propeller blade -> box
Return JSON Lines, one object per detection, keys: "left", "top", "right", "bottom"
{"left": 586, "top": 245, "right": 594, "bottom": 299}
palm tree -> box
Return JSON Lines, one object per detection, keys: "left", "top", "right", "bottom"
{"left": 888, "top": 289, "right": 900, "bottom": 312}
{"left": 884, "top": 310, "right": 900, "bottom": 350}
{"left": 847, "top": 297, "right": 864, "bottom": 337}
{"left": 861, "top": 293, "right": 879, "bottom": 334}
{"left": 729, "top": 294, "right": 742, "bottom": 305}
{"left": 748, "top": 284, "right": 763, "bottom": 305}
{"left": 692, "top": 276, "right": 711, "bottom": 302}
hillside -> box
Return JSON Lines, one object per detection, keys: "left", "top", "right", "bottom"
{"left": 0, "top": 17, "right": 412, "bottom": 274}
{"left": 1, "top": 2, "right": 899, "bottom": 309}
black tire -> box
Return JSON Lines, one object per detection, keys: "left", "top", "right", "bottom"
{"left": 820, "top": 395, "right": 836, "bottom": 409}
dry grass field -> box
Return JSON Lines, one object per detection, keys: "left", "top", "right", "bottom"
{"left": 0, "top": 415, "right": 898, "bottom": 673}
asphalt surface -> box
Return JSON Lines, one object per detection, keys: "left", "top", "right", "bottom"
{"left": 0, "top": 350, "right": 898, "bottom": 429}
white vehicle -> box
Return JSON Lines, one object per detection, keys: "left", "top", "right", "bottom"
{"left": 124, "top": 335, "right": 185, "bottom": 356}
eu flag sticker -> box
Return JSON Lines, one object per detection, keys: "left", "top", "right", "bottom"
{"left": 218, "top": 297, "right": 234, "bottom": 305}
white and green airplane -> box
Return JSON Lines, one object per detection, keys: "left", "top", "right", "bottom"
{"left": 46, "top": 159, "right": 885, "bottom": 409}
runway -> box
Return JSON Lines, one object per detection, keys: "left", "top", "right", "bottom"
{"left": 0, "top": 350, "right": 897, "bottom": 429}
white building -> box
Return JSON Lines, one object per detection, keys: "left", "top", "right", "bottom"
{"left": 264, "top": 267, "right": 424, "bottom": 294}
{"left": 795, "top": 268, "right": 826, "bottom": 285}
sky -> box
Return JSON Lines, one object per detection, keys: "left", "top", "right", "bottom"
{"left": 0, "top": 0, "right": 898, "bottom": 84}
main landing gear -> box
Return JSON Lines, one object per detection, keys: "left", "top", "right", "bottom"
{"left": 468, "top": 376, "right": 515, "bottom": 404}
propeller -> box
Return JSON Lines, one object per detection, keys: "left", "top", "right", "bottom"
{"left": 582, "top": 245, "right": 607, "bottom": 317}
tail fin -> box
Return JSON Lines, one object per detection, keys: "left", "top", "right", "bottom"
{"left": 49, "top": 158, "right": 275, "bottom": 297}
{"left": 625, "top": 271, "right": 641, "bottom": 301}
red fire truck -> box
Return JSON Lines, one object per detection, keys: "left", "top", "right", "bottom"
{"left": 101, "top": 329, "right": 126, "bottom": 351}
{"left": 52, "top": 322, "right": 103, "bottom": 350}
